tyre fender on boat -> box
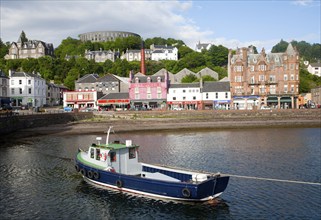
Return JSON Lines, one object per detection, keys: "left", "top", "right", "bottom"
{"left": 87, "top": 170, "right": 94, "bottom": 179}
{"left": 80, "top": 169, "right": 86, "bottom": 176}
{"left": 182, "top": 188, "right": 191, "bottom": 198}
{"left": 75, "top": 164, "right": 80, "bottom": 172}
{"left": 116, "top": 180, "right": 123, "bottom": 188}
{"left": 93, "top": 171, "right": 99, "bottom": 179}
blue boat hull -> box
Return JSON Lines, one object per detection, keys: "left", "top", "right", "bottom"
{"left": 75, "top": 158, "right": 229, "bottom": 201}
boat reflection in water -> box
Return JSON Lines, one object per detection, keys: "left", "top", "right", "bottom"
{"left": 75, "top": 127, "right": 229, "bottom": 202}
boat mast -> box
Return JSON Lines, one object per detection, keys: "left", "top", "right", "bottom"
{"left": 106, "top": 126, "right": 113, "bottom": 145}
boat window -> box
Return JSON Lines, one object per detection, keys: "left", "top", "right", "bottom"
{"left": 96, "top": 149, "right": 100, "bottom": 160}
{"left": 90, "top": 148, "right": 95, "bottom": 159}
{"left": 110, "top": 151, "right": 116, "bottom": 162}
{"left": 129, "top": 148, "right": 136, "bottom": 159}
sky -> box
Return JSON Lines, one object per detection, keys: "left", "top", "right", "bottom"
{"left": 1, "top": 0, "right": 320, "bottom": 52}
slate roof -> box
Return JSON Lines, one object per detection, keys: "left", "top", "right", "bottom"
{"left": 99, "top": 92, "right": 129, "bottom": 100}
{"left": 96, "top": 74, "right": 119, "bottom": 82}
{"left": 10, "top": 71, "right": 44, "bottom": 79}
{"left": 76, "top": 74, "right": 99, "bottom": 83}
{"left": 132, "top": 74, "right": 165, "bottom": 83}
{"left": 169, "top": 83, "right": 200, "bottom": 89}
{"left": 202, "top": 81, "right": 230, "bottom": 92}
{"left": 310, "top": 63, "right": 321, "bottom": 67}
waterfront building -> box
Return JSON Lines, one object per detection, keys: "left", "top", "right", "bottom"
{"left": 47, "top": 81, "right": 69, "bottom": 106}
{"left": 79, "top": 31, "right": 140, "bottom": 43}
{"left": 9, "top": 70, "right": 47, "bottom": 108}
{"left": 97, "top": 92, "right": 130, "bottom": 111}
{"left": 128, "top": 71, "right": 169, "bottom": 110}
{"left": 84, "top": 49, "right": 119, "bottom": 63}
{"left": 75, "top": 73, "right": 129, "bottom": 95}
{"left": 167, "top": 82, "right": 202, "bottom": 110}
{"left": 307, "top": 62, "right": 321, "bottom": 77}
{"left": 228, "top": 44, "right": 300, "bottom": 110}
{"left": 63, "top": 90, "right": 102, "bottom": 110}
{"left": 311, "top": 86, "right": 321, "bottom": 106}
{"left": 5, "top": 32, "right": 54, "bottom": 60}
{"left": 202, "top": 81, "right": 231, "bottom": 110}
{"left": 0, "top": 70, "right": 10, "bottom": 106}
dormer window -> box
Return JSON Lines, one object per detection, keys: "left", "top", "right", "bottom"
{"left": 135, "top": 77, "right": 139, "bottom": 83}
{"left": 157, "top": 77, "right": 161, "bottom": 82}
{"left": 147, "top": 77, "right": 151, "bottom": 83}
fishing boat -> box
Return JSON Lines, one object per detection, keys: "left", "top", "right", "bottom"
{"left": 74, "top": 127, "right": 229, "bottom": 201}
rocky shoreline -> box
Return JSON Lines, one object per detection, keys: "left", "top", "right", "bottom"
{"left": 8, "top": 109, "right": 320, "bottom": 139}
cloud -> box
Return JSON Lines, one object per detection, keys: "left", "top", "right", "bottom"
{"left": 292, "top": 0, "right": 314, "bottom": 6}
{"left": 0, "top": 0, "right": 201, "bottom": 48}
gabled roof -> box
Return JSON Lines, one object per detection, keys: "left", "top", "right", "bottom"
{"left": 202, "top": 81, "right": 230, "bottom": 92}
{"left": 99, "top": 92, "right": 129, "bottom": 100}
{"left": 310, "top": 63, "right": 321, "bottom": 67}
{"left": 10, "top": 71, "right": 44, "bottom": 79}
{"left": 76, "top": 74, "right": 99, "bottom": 83}
{"left": 96, "top": 74, "right": 119, "bottom": 82}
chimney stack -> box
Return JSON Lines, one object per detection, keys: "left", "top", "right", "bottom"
{"left": 140, "top": 41, "right": 146, "bottom": 75}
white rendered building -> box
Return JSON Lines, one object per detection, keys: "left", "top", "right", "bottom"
{"left": 9, "top": 70, "right": 47, "bottom": 108}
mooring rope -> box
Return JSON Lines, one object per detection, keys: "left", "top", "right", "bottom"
{"left": 222, "top": 173, "right": 321, "bottom": 186}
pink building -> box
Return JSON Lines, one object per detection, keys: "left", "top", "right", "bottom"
{"left": 128, "top": 71, "right": 169, "bottom": 110}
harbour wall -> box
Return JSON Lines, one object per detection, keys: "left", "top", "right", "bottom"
{"left": 0, "top": 112, "right": 93, "bottom": 135}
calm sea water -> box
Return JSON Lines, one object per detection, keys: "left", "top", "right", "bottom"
{"left": 0, "top": 128, "right": 320, "bottom": 219}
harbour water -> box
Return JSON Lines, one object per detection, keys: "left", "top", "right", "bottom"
{"left": 0, "top": 127, "right": 320, "bottom": 219}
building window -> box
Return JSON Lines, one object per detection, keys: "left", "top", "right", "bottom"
{"left": 206, "top": 93, "right": 208, "bottom": 99}
{"left": 284, "top": 74, "right": 288, "bottom": 81}
{"left": 183, "top": 97, "right": 186, "bottom": 100}
{"left": 284, "top": 85, "right": 288, "bottom": 93}
{"left": 28, "top": 88, "right": 32, "bottom": 94}
{"left": 290, "top": 74, "right": 294, "bottom": 80}
{"left": 215, "top": 93, "right": 218, "bottom": 99}
{"left": 28, "top": 80, "right": 31, "bottom": 84}
{"left": 259, "top": 64, "right": 266, "bottom": 71}
{"left": 250, "top": 66, "right": 254, "bottom": 72}
{"left": 157, "top": 87, "right": 161, "bottom": 93}
{"left": 11, "top": 88, "right": 14, "bottom": 95}
{"left": 193, "top": 96, "right": 196, "bottom": 100}
{"left": 235, "top": 76, "right": 242, "bottom": 82}
{"left": 291, "top": 85, "right": 294, "bottom": 93}
{"left": 19, "top": 88, "right": 22, "bottom": 94}
{"left": 11, "top": 80, "right": 14, "bottom": 85}
{"left": 135, "top": 87, "right": 139, "bottom": 93}
{"left": 19, "top": 80, "right": 22, "bottom": 85}
{"left": 173, "top": 97, "right": 176, "bottom": 100}
{"left": 147, "top": 87, "right": 151, "bottom": 93}
{"left": 147, "top": 77, "right": 151, "bottom": 83}
{"left": 269, "top": 75, "right": 275, "bottom": 82}
{"left": 225, "top": 92, "right": 228, "bottom": 99}
{"left": 135, "top": 94, "right": 140, "bottom": 99}
{"left": 183, "top": 90, "right": 186, "bottom": 93}
{"left": 259, "top": 75, "right": 265, "bottom": 81}
{"left": 147, "top": 94, "right": 151, "bottom": 99}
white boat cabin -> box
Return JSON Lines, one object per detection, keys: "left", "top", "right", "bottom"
{"left": 85, "top": 137, "right": 142, "bottom": 175}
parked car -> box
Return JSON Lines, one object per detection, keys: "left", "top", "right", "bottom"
{"left": 260, "top": 106, "right": 271, "bottom": 110}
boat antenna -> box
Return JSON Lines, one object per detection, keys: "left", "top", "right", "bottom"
{"left": 106, "top": 126, "right": 113, "bottom": 145}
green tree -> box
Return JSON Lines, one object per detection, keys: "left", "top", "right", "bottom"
{"left": 64, "top": 68, "right": 79, "bottom": 89}
{"left": 178, "top": 46, "right": 194, "bottom": 59}
{"left": 181, "top": 74, "right": 197, "bottom": 83}
{"left": 271, "top": 39, "right": 288, "bottom": 53}
{"left": 0, "top": 38, "right": 10, "bottom": 58}
{"left": 19, "top": 30, "right": 28, "bottom": 43}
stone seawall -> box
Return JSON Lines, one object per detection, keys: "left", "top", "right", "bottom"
{"left": 0, "top": 112, "right": 93, "bottom": 135}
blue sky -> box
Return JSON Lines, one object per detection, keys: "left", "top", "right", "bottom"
{"left": 1, "top": 0, "right": 320, "bottom": 52}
